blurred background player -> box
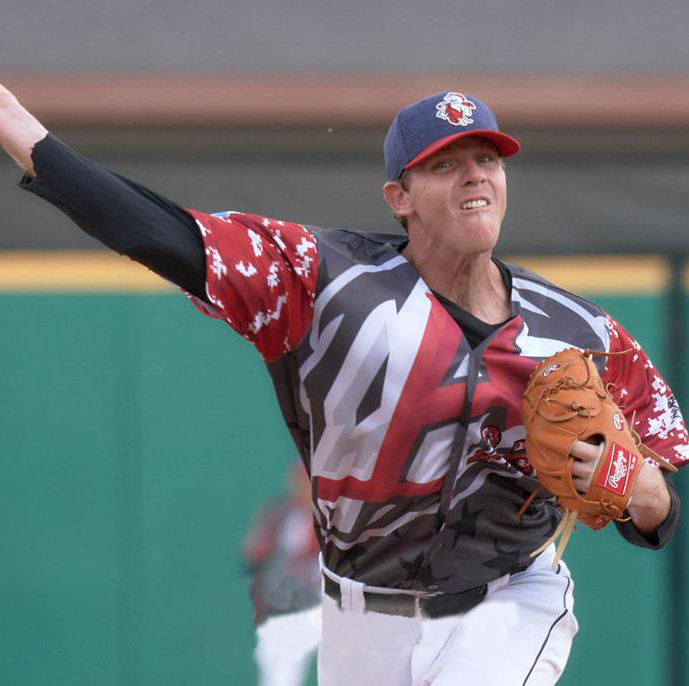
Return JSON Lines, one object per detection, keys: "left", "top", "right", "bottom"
{"left": 243, "top": 463, "right": 321, "bottom": 686}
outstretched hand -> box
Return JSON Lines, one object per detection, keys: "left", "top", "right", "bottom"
{"left": 0, "top": 82, "right": 48, "bottom": 176}
{"left": 570, "top": 439, "right": 671, "bottom": 534}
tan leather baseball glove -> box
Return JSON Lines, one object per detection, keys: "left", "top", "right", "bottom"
{"left": 520, "top": 347, "right": 676, "bottom": 567}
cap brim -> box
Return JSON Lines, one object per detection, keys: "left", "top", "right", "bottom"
{"left": 403, "top": 130, "right": 521, "bottom": 174}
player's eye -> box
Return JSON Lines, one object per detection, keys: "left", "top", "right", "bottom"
{"left": 432, "top": 159, "right": 454, "bottom": 171}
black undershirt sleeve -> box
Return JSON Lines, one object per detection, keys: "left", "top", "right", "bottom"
{"left": 614, "top": 471, "right": 681, "bottom": 549}
{"left": 19, "top": 134, "right": 208, "bottom": 300}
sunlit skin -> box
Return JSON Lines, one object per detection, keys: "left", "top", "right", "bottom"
{"left": 0, "top": 83, "right": 46, "bottom": 175}
{"left": 0, "top": 82, "right": 673, "bottom": 536}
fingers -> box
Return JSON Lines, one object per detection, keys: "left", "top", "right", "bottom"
{"left": 570, "top": 439, "right": 604, "bottom": 495}
{"left": 570, "top": 459, "right": 592, "bottom": 478}
{"left": 571, "top": 461, "right": 593, "bottom": 495}
{"left": 572, "top": 475, "right": 590, "bottom": 495}
{"left": 569, "top": 439, "right": 600, "bottom": 462}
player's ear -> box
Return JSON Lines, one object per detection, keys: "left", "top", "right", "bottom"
{"left": 382, "top": 180, "right": 413, "bottom": 220}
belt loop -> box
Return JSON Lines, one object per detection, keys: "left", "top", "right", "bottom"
{"left": 339, "top": 577, "right": 366, "bottom": 614}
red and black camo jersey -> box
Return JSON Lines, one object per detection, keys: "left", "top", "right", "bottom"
{"left": 187, "top": 209, "right": 689, "bottom": 593}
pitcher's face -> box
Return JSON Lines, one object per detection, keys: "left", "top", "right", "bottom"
{"left": 402, "top": 137, "right": 507, "bottom": 255}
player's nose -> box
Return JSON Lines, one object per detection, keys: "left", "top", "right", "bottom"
{"left": 458, "top": 159, "right": 486, "bottom": 185}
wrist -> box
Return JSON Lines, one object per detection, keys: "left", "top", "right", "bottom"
{"left": 0, "top": 93, "right": 48, "bottom": 176}
{"left": 0, "top": 83, "right": 20, "bottom": 113}
{"left": 626, "top": 463, "right": 671, "bottom": 534}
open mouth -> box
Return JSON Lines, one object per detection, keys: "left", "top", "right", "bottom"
{"left": 461, "top": 198, "right": 489, "bottom": 210}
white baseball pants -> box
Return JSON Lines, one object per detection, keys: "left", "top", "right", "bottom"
{"left": 317, "top": 545, "right": 577, "bottom": 686}
{"left": 254, "top": 604, "right": 322, "bottom": 686}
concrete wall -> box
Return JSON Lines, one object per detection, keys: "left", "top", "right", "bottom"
{"left": 3, "top": 0, "right": 689, "bottom": 72}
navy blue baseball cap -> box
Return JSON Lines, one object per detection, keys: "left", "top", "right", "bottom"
{"left": 384, "top": 91, "right": 521, "bottom": 180}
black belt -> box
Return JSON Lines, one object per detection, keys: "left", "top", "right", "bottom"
{"left": 323, "top": 575, "right": 487, "bottom": 620}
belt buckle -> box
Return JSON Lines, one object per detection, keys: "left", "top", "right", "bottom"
{"left": 413, "top": 591, "right": 441, "bottom": 620}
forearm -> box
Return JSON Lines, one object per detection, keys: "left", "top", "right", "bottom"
{"left": 1, "top": 82, "right": 207, "bottom": 298}
{"left": 616, "top": 470, "right": 681, "bottom": 549}
{"left": 0, "top": 84, "right": 48, "bottom": 176}
{"left": 626, "top": 462, "right": 671, "bottom": 533}
{"left": 19, "top": 135, "right": 207, "bottom": 298}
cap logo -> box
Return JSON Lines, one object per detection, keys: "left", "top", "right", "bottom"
{"left": 435, "top": 92, "right": 476, "bottom": 127}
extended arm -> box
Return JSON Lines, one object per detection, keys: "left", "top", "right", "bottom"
{"left": 0, "top": 83, "right": 319, "bottom": 363}
{"left": 0, "top": 83, "right": 207, "bottom": 299}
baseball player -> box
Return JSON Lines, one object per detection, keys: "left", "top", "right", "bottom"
{"left": 1, "top": 83, "right": 687, "bottom": 685}
{"left": 243, "top": 463, "right": 321, "bottom": 686}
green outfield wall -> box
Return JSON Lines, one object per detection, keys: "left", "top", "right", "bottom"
{"left": 0, "top": 259, "right": 686, "bottom": 686}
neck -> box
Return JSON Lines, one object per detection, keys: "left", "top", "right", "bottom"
{"left": 402, "top": 243, "right": 510, "bottom": 324}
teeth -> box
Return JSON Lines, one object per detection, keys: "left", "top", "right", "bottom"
{"left": 461, "top": 199, "right": 488, "bottom": 210}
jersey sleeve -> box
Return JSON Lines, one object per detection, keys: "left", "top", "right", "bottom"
{"left": 185, "top": 210, "right": 317, "bottom": 362}
{"left": 602, "top": 316, "right": 687, "bottom": 548}
{"left": 602, "top": 315, "right": 689, "bottom": 466}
